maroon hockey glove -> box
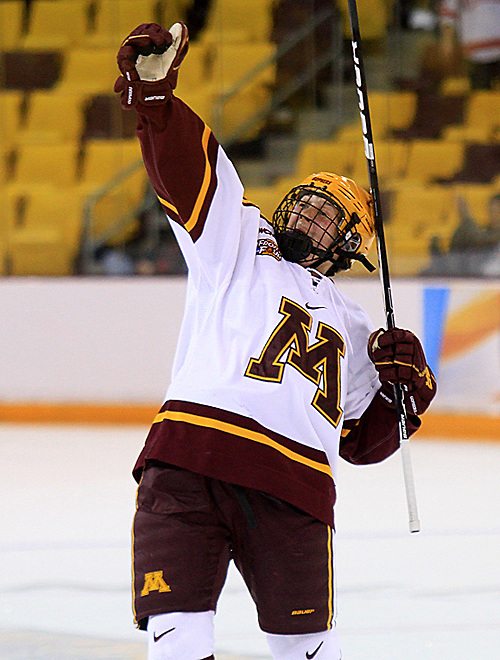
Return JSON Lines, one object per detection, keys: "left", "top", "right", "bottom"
{"left": 368, "top": 327, "right": 436, "bottom": 415}
{"left": 114, "top": 22, "right": 189, "bottom": 109}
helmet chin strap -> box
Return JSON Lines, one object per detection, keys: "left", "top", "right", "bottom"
{"left": 355, "top": 253, "right": 376, "bottom": 271}
{"left": 309, "top": 238, "right": 376, "bottom": 274}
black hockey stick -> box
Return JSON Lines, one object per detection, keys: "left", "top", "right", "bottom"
{"left": 347, "top": 0, "right": 420, "bottom": 533}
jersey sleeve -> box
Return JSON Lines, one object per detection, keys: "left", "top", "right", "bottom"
{"left": 339, "top": 392, "right": 420, "bottom": 465}
{"left": 135, "top": 96, "right": 258, "bottom": 283}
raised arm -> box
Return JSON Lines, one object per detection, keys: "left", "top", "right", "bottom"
{"left": 114, "top": 23, "right": 219, "bottom": 239}
{"left": 114, "top": 23, "right": 253, "bottom": 280}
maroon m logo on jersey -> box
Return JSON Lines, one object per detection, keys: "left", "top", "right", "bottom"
{"left": 245, "top": 297, "right": 345, "bottom": 427}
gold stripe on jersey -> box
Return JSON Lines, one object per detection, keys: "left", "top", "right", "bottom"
{"left": 326, "top": 525, "right": 334, "bottom": 629}
{"left": 153, "top": 409, "right": 333, "bottom": 478}
{"left": 157, "top": 194, "right": 179, "bottom": 217}
{"left": 341, "top": 418, "right": 360, "bottom": 437}
{"left": 131, "top": 470, "right": 145, "bottom": 625}
{"left": 184, "top": 124, "right": 213, "bottom": 234}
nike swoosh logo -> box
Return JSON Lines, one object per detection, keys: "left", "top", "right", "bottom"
{"left": 305, "top": 303, "right": 326, "bottom": 310}
{"left": 306, "top": 640, "right": 324, "bottom": 658}
{"left": 153, "top": 627, "right": 175, "bottom": 642}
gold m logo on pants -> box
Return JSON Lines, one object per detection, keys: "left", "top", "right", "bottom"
{"left": 141, "top": 570, "right": 171, "bottom": 597}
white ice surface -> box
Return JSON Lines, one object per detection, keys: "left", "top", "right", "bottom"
{"left": 0, "top": 424, "right": 499, "bottom": 659}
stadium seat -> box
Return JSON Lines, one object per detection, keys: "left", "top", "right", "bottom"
{"left": 84, "top": 0, "right": 159, "bottom": 47}
{"left": 203, "top": 41, "right": 276, "bottom": 140}
{"left": 443, "top": 91, "right": 500, "bottom": 142}
{"left": 441, "top": 76, "right": 470, "bottom": 95}
{"left": 16, "top": 91, "right": 86, "bottom": 144}
{"left": 83, "top": 171, "right": 146, "bottom": 245}
{"left": 385, "top": 184, "right": 458, "bottom": 277}
{"left": 350, "top": 139, "right": 410, "bottom": 188}
{"left": 0, "top": 0, "right": 24, "bottom": 49}
{"left": 0, "top": 186, "right": 21, "bottom": 251}
{"left": 19, "top": 0, "right": 91, "bottom": 50}
{"left": 203, "top": 0, "right": 274, "bottom": 42}
{"left": 5, "top": 186, "right": 82, "bottom": 275}
{"left": 464, "top": 91, "right": 500, "bottom": 133}
{"left": 337, "top": 0, "right": 390, "bottom": 40}
{"left": 175, "top": 42, "right": 211, "bottom": 92}
{"left": 79, "top": 138, "right": 142, "bottom": 184}
{"left": 0, "top": 91, "right": 23, "bottom": 150}
{"left": 56, "top": 48, "right": 119, "bottom": 95}
{"left": 336, "top": 91, "right": 417, "bottom": 142}
{"left": 12, "top": 142, "right": 80, "bottom": 187}
{"left": 220, "top": 82, "right": 274, "bottom": 142}
{"left": 450, "top": 183, "right": 500, "bottom": 227}
{"left": 8, "top": 228, "right": 77, "bottom": 275}
{"left": 18, "top": 186, "right": 82, "bottom": 242}
{"left": 404, "top": 140, "right": 465, "bottom": 183}
{"left": 244, "top": 179, "right": 292, "bottom": 221}
{"left": 175, "top": 42, "right": 214, "bottom": 121}
{"left": 209, "top": 41, "right": 276, "bottom": 91}
{"left": 296, "top": 140, "right": 360, "bottom": 180}
{"left": 78, "top": 139, "right": 146, "bottom": 244}
{"left": 388, "top": 186, "right": 456, "bottom": 249}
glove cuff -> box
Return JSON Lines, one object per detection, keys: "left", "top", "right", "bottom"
{"left": 114, "top": 76, "right": 174, "bottom": 109}
{"left": 378, "top": 378, "right": 436, "bottom": 416}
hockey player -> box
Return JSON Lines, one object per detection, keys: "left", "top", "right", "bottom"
{"left": 114, "top": 22, "right": 436, "bottom": 660}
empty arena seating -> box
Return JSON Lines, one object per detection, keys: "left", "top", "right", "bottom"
{"left": 0, "top": 90, "right": 23, "bottom": 151}
{"left": 84, "top": 0, "right": 159, "bottom": 47}
{"left": 18, "top": 0, "right": 91, "bottom": 50}
{"left": 404, "top": 139, "right": 465, "bottom": 184}
{"left": 295, "top": 140, "right": 360, "bottom": 180}
{"left": 0, "top": 0, "right": 281, "bottom": 274}
{"left": 12, "top": 142, "right": 80, "bottom": 188}
{"left": 443, "top": 91, "right": 500, "bottom": 142}
{"left": 0, "top": 0, "right": 24, "bottom": 50}
{"left": 56, "top": 47, "right": 120, "bottom": 95}
{"left": 3, "top": 186, "right": 83, "bottom": 275}
{"left": 17, "top": 91, "right": 86, "bottom": 144}
{"left": 1, "top": 0, "right": 498, "bottom": 277}
{"left": 244, "top": 179, "right": 293, "bottom": 221}
{"left": 335, "top": 91, "right": 417, "bottom": 142}
{"left": 336, "top": 0, "right": 390, "bottom": 40}
{"left": 349, "top": 139, "right": 410, "bottom": 188}
{"left": 203, "top": 0, "right": 274, "bottom": 42}
{"left": 77, "top": 139, "right": 146, "bottom": 245}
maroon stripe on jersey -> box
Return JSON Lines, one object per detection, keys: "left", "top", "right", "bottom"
{"left": 163, "top": 400, "right": 331, "bottom": 466}
{"left": 134, "top": 400, "right": 336, "bottom": 527}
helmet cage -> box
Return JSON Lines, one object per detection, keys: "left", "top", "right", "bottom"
{"left": 273, "top": 183, "right": 372, "bottom": 274}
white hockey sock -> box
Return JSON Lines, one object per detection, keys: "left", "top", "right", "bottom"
{"left": 147, "top": 611, "right": 215, "bottom": 660}
{"left": 267, "top": 628, "right": 341, "bottom": 660}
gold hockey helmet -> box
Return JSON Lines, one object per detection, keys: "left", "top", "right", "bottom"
{"left": 272, "top": 172, "right": 376, "bottom": 274}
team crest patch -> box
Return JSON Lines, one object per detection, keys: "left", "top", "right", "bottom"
{"left": 140, "top": 570, "right": 171, "bottom": 596}
{"left": 256, "top": 238, "right": 282, "bottom": 261}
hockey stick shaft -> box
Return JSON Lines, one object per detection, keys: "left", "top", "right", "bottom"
{"left": 347, "top": 0, "right": 420, "bottom": 533}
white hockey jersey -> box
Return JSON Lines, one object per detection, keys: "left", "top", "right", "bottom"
{"left": 133, "top": 96, "right": 407, "bottom": 526}
{"left": 439, "top": 0, "right": 500, "bottom": 63}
